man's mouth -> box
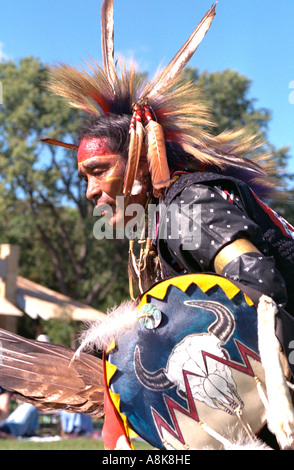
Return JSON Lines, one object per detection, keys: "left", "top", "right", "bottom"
{"left": 93, "top": 196, "right": 126, "bottom": 228}
{"left": 95, "top": 202, "right": 115, "bottom": 217}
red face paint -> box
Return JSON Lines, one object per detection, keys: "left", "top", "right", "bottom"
{"left": 77, "top": 136, "right": 115, "bottom": 164}
{"left": 77, "top": 137, "right": 151, "bottom": 228}
{"left": 78, "top": 136, "right": 125, "bottom": 205}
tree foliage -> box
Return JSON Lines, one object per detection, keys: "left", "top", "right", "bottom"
{"left": 183, "top": 67, "right": 294, "bottom": 215}
{"left": 0, "top": 57, "right": 130, "bottom": 320}
{"left": 184, "top": 67, "right": 271, "bottom": 135}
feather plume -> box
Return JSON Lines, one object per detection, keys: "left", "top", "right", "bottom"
{"left": 141, "top": 3, "right": 217, "bottom": 101}
{"left": 145, "top": 120, "right": 170, "bottom": 193}
{"left": 74, "top": 301, "right": 139, "bottom": 358}
{"left": 123, "top": 120, "right": 145, "bottom": 198}
{"left": 47, "top": 62, "right": 114, "bottom": 115}
{"left": 0, "top": 328, "right": 104, "bottom": 416}
{"left": 47, "top": 58, "right": 143, "bottom": 117}
{"left": 101, "top": 0, "right": 116, "bottom": 91}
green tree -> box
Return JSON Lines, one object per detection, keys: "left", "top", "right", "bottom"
{"left": 0, "top": 57, "right": 130, "bottom": 319}
{"left": 193, "top": 68, "right": 270, "bottom": 134}
{"left": 183, "top": 67, "right": 294, "bottom": 222}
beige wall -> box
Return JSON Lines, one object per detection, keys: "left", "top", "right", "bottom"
{"left": 0, "top": 244, "right": 20, "bottom": 332}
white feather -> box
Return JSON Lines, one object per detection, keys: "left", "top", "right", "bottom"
{"left": 257, "top": 295, "right": 294, "bottom": 450}
{"left": 74, "top": 301, "right": 139, "bottom": 359}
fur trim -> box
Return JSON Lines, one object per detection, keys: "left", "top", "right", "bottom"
{"left": 203, "top": 428, "right": 273, "bottom": 450}
{"left": 74, "top": 301, "right": 139, "bottom": 358}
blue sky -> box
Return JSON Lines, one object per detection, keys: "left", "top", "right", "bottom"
{"left": 1, "top": 0, "right": 294, "bottom": 169}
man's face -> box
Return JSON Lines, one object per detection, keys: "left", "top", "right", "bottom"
{"left": 78, "top": 136, "right": 150, "bottom": 227}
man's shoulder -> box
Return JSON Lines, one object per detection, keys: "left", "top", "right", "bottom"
{"left": 165, "top": 171, "right": 243, "bottom": 205}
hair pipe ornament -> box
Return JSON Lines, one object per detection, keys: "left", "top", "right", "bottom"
{"left": 123, "top": 105, "right": 145, "bottom": 198}
{"left": 123, "top": 103, "right": 170, "bottom": 198}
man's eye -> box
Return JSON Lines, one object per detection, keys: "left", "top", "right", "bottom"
{"left": 93, "top": 169, "right": 105, "bottom": 177}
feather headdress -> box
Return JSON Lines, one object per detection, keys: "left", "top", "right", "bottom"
{"left": 45, "top": 0, "right": 274, "bottom": 198}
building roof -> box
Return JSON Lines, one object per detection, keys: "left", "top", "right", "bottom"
{"left": 0, "top": 297, "right": 23, "bottom": 317}
{"left": 15, "top": 276, "right": 105, "bottom": 322}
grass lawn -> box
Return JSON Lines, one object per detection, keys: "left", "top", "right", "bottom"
{"left": 0, "top": 437, "right": 153, "bottom": 451}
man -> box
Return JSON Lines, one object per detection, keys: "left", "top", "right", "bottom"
{"left": 0, "top": 386, "right": 10, "bottom": 422}
{"left": 0, "top": 402, "right": 39, "bottom": 438}
{"left": 42, "top": 0, "right": 294, "bottom": 349}
{"left": 43, "top": 0, "right": 292, "bottom": 306}
{"left": 0, "top": 0, "right": 294, "bottom": 450}
{"left": 76, "top": 114, "right": 293, "bottom": 316}
{"left": 74, "top": 104, "right": 294, "bottom": 452}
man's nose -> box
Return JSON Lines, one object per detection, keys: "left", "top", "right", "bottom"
{"left": 86, "top": 176, "right": 102, "bottom": 202}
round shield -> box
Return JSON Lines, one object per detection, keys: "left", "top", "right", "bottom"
{"left": 106, "top": 274, "right": 268, "bottom": 450}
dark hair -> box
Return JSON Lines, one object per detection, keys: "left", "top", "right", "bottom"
{"left": 79, "top": 113, "right": 199, "bottom": 171}
{"left": 79, "top": 113, "right": 131, "bottom": 161}
{"left": 78, "top": 114, "right": 274, "bottom": 198}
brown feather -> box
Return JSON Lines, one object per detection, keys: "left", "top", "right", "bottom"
{"left": 141, "top": 3, "right": 217, "bottom": 101}
{"left": 145, "top": 121, "right": 170, "bottom": 193}
{"left": 123, "top": 120, "right": 144, "bottom": 197}
{"left": 0, "top": 329, "right": 104, "bottom": 416}
{"left": 101, "top": 0, "right": 116, "bottom": 91}
{"left": 39, "top": 138, "right": 78, "bottom": 151}
{"left": 47, "top": 62, "right": 114, "bottom": 115}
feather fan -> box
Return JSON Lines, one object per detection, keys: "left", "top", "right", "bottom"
{"left": 0, "top": 328, "right": 104, "bottom": 416}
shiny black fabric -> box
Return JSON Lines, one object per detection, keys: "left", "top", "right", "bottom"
{"left": 222, "top": 252, "right": 287, "bottom": 307}
{"left": 155, "top": 171, "right": 294, "bottom": 380}
{"left": 157, "top": 172, "right": 294, "bottom": 315}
